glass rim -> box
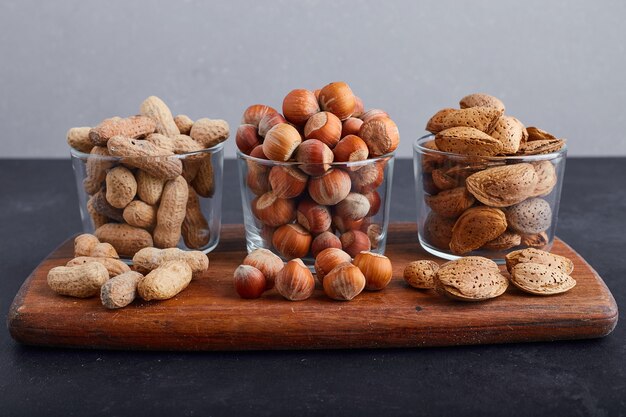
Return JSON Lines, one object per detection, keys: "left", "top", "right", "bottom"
{"left": 69, "top": 141, "right": 225, "bottom": 160}
{"left": 413, "top": 134, "right": 567, "bottom": 161}
{"left": 236, "top": 149, "right": 396, "bottom": 168}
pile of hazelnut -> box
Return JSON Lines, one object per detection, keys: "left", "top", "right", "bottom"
{"left": 234, "top": 247, "right": 393, "bottom": 302}
{"left": 237, "top": 81, "right": 400, "bottom": 261}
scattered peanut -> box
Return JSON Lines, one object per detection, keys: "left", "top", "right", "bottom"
{"left": 47, "top": 262, "right": 109, "bottom": 298}
{"left": 137, "top": 260, "right": 193, "bottom": 301}
{"left": 101, "top": 271, "right": 144, "bottom": 309}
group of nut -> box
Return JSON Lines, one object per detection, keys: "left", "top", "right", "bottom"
{"left": 403, "top": 248, "right": 575, "bottom": 301}
{"left": 233, "top": 247, "right": 392, "bottom": 301}
{"left": 47, "top": 234, "right": 209, "bottom": 308}
{"left": 67, "top": 96, "right": 229, "bottom": 257}
{"left": 421, "top": 93, "right": 566, "bottom": 255}
{"left": 237, "top": 81, "right": 399, "bottom": 259}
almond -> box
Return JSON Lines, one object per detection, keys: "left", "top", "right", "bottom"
{"left": 520, "top": 232, "right": 549, "bottom": 249}
{"left": 459, "top": 93, "right": 506, "bottom": 113}
{"left": 489, "top": 116, "right": 524, "bottom": 154}
{"left": 435, "top": 127, "right": 503, "bottom": 156}
{"left": 526, "top": 127, "right": 557, "bottom": 141}
{"left": 509, "top": 263, "right": 576, "bottom": 295}
{"left": 517, "top": 139, "right": 565, "bottom": 155}
{"left": 423, "top": 212, "right": 455, "bottom": 250}
{"left": 426, "top": 106, "right": 503, "bottom": 134}
{"left": 506, "top": 198, "right": 552, "bottom": 235}
{"left": 449, "top": 207, "right": 507, "bottom": 254}
{"left": 482, "top": 231, "right": 522, "bottom": 251}
{"left": 431, "top": 168, "right": 459, "bottom": 190}
{"left": 505, "top": 248, "right": 573, "bottom": 275}
{"left": 465, "top": 163, "right": 538, "bottom": 207}
{"left": 425, "top": 187, "right": 475, "bottom": 218}
{"left": 434, "top": 256, "right": 508, "bottom": 301}
{"left": 403, "top": 260, "right": 439, "bottom": 289}
{"left": 531, "top": 161, "right": 557, "bottom": 197}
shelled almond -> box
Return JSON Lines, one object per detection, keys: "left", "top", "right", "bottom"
{"left": 420, "top": 93, "right": 566, "bottom": 257}
{"left": 238, "top": 81, "right": 397, "bottom": 261}
{"left": 67, "top": 96, "right": 229, "bottom": 258}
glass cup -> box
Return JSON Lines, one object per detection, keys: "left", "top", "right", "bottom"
{"left": 237, "top": 151, "right": 395, "bottom": 265}
{"left": 70, "top": 142, "right": 224, "bottom": 259}
{"left": 413, "top": 135, "right": 566, "bottom": 262}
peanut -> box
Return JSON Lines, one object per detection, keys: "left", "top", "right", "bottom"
{"left": 122, "top": 200, "right": 157, "bottom": 230}
{"left": 190, "top": 158, "right": 215, "bottom": 198}
{"left": 89, "top": 115, "right": 156, "bottom": 146}
{"left": 136, "top": 170, "right": 165, "bottom": 205}
{"left": 91, "top": 189, "right": 124, "bottom": 222}
{"left": 74, "top": 233, "right": 99, "bottom": 256}
{"left": 100, "top": 271, "right": 143, "bottom": 309}
{"left": 146, "top": 133, "right": 175, "bottom": 153}
{"left": 174, "top": 115, "right": 194, "bottom": 135}
{"left": 87, "top": 195, "right": 109, "bottom": 228}
{"left": 66, "top": 256, "right": 130, "bottom": 278}
{"left": 83, "top": 146, "right": 113, "bottom": 195}
{"left": 105, "top": 166, "right": 137, "bottom": 209}
{"left": 66, "top": 127, "right": 94, "bottom": 153}
{"left": 137, "top": 260, "right": 193, "bottom": 301}
{"left": 90, "top": 243, "right": 119, "bottom": 259}
{"left": 190, "top": 118, "right": 229, "bottom": 148}
{"left": 181, "top": 159, "right": 202, "bottom": 183}
{"left": 153, "top": 176, "right": 188, "bottom": 248}
{"left": 47, "top": 262, "right": 109, "bottom": 298}
{"left": 140, "top": 96, "right": 179, "bottom": 137}
{"left": 107, "top": 136, "right": 182, "bottom": 180}
{"left": 95, "top": 223, "right": 153, "bottom": 257}
{"left": 132, "top": 247, "right": 209, "bottom": 274}
{"left": 182, "top": 185, "right": 210, "bottom": 249}
{"left": 173, "top": 134, "right": 204, "bottom": 155}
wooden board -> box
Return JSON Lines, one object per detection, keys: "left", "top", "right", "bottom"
{"left": 8, "top": 223, "right": 618, "bottom": 351}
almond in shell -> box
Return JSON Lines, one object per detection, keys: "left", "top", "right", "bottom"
{"left": 482, "top": 231, "right": 522, "bottom": 251}
{"left": 459, "top": 93, "right": 505, "bottom": 113}
{"left": 431, "top": 168, "right": 459, "bottom": 190}
{"left": 520, "top": 232, "right": 549, "bottom": 249}
{"left": 449, "top": 207, "right": 507, "bottom": 254}
{"left": 531, "top": 161, "right": 557, "bottom": 197}
{"left": 526, "top": 127, "right": 557, "bottom": 141}
{"left": 489, "top": 116, "right": 524, "bottom": 154}
{"left": 423, "top": 212, "right": 455, "bottom": 250}
{"left": 517, "top": 139, "right": 565, "bottom": 155}
{"left": 506, "top": 198, "right": 552, "bottom": 235}
{"left": 465, "top": 163, "right": 538, "bottom": 207}
{"left": 425, "top": 187, "right": 475, "bottom": 218}
{"left": 509, "top": 263, "right": 576, "bottom": 295}
{"left": 435, "top": 127, "right": 503, "bottom": 156}
{"left": 434, "top": 256, "right": 508, "bottom": 301}
{"left": 426, "top": 107, "right": 503, "bottom": 134}
{"left": 505, "top": 248, "right": 573, "bottom": 275}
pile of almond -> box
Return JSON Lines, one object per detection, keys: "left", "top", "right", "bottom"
{"left": 421, "top": 93, "right": 566, "bottom": 256}
{"left": 403, "top": 248, "right": 576, "bottom": 301}
{"left": 237, "top": 81, "right": 399, "bottom": 260}
{"left": 66, "top": 96, "right": 229, "bottom": 258}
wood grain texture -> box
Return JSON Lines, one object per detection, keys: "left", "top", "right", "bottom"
{"left": 8, "top": 223, "right": 618, "bottom": 351}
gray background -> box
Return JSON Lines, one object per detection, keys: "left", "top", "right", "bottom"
{"left": 1, "top": 0, "right": 624, "bottom": 159}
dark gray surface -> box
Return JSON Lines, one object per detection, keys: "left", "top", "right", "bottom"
{"left": 0, "top": 158, "right": 623, "bottom": 417}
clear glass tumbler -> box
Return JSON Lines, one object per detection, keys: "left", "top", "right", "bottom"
{"left": 237, "top": 151, "right": 395, "bottom": 264}
{"left": 413, "top": 135, "right": 566, "bottom": 262}
{"left": 70, "top": 142, "right": 224, "bottom": 258}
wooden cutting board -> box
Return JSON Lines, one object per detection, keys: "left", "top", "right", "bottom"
{"left": 8, "top": 223, "right": 618, "bottom": 350}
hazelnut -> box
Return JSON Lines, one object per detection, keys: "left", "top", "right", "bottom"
{"left": 340, "top": 230, "right": 371, "bottom": 257}
{"left": 272, "top": 224, "right": 312, "bottom": 259}
{"left": 359, "top": 117, "right": 400, "bottom": 156}
{"left": 311, "top": 231, "right": 342, "bottom": 258}
{"left": 364, "top": 223, "right": 383, "bottom": 249}
{"left": 308, "top": 168, "right": 351, "bottom": 205}
{"left": 323, "top": 262, "right": 366, "bottom": 301}
{"left": 242, "top": 104, "right": 278, "bottom": 127}
{"left": 314, "top": 247, "right": 352, "bottom": 283}
{"left": 332, "top": 216, "right": 365, "bottom": 233}
{"left": 333, "top": 135, "right": 369, "bottom": 168}
{"left": 243, "top": 248, "right": 284, "bottom": 290}
{"left": 234, "top": 265, "right": 267, "bottom": 299}
{"left": 352, "top": 96, "right": 365, "bottom": 118}
{"left": 258, "top": 112, "right": 287, "bottom": 138}
{"left": 236, "top": 124, "right": 262, "bottom": 155}
{"left": 297, "top": 199, "right": 332, "bottom": 234}
{"left": 335, "top": 193, "right": 370, "bottom": 221}
{"left": 263, "top": 123, "right": 302, "bottom": 161}
{"left": 313, "top": 89, "right": 321, "bottom": 101}
{"left": 349, "top": 162, "right": 385, "bottom": 193}
{"left": 353, "top": 251, "right": 393, "bottom": 291}
{"left": 403, "top": 260, "right": 439, "bottom": 289}
{"left": 246, "top": 160, "right": 271, "bottom": 196}
{"left": 303, "top": 111, "right": 342, "bottom": 148}
{"left": 360, "top": 109, "right": 389, "bottom": 123}
{"left": 341, "top": 118, "right": 364, "bottom": 138}
{"left": 251, "top": 191, "right": 296, "bottom": 227}
{"left": 275, "top": 258, "right": 315, "bottom": 301}
{"left": 250, "top": 144, "right": 268, "bottom": 159}
{"left": 296, "top": 139, "right": 334, "bottom": 176}
{"left": 318, "top": 82, "right": 355, "bottom": 120}
{"left": 282, "top": 89, "right": 320, "bottom": 126}
{"left": 269, "top": 166, "right": 308, "bottom": 199}
{"left": 363, "top": 190, "right": 381, "bottom": 216}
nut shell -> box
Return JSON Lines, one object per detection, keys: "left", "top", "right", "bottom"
{"left": 269, "top": 166, "right": 308, "bottom": 199}
{"left": 275, "top": 259, "right": 315, "bottom": 301}
{"left": 318, "top": 82, "right": 355, "bottom": 121}
{"left": 263, "top": 123, "right": 302, "bottom": 162}
{"left": 311, "top": 231, "right": 342, "bottom": 258}
{"left": 308, "top": 168, "right": 351, "bottom": 205}
{"left": 272, "top": 224, "right": 312, "bottom": 259}
{"left": 359, "top": 117, "right": 399, "bottom": 156}
{"left": 243, "top": 248, "right": 284, "bottom": 290}
{"left": 297, "top": 199, "right": 332, "bottom": 234}
{"left": 251, "top": 191, "right": 296, "bottom": 227}
{"left": 340, "top": 230, "right": 371, "bottom": 257}
{"left": 234, "top": 265, "right": 267, "bottom": 299}
{"left": 314, "top": 247, "right": 352, "bottom": 283}
{"left": 304, "top": 112, "right": 342, "bottom": 148}
{"left": 282, "top": 89, "right": 320, "bottom": 126}
{"left": 333, "top": 135, "right": 369, "bottom": 167}
{"left": 323, "top": 262, "right": 366, "bottom": 301}
{"left": 236, "top": 124, "right": 262, "bottom": 155}
{"left": 296, "top": 139, "right": 334, "bottom": 176}
{"left": 241, "top": 105, "right": 278, "bottom": 127}
{"left": 353, "top": 251, "right": 393, "bottom": 291}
